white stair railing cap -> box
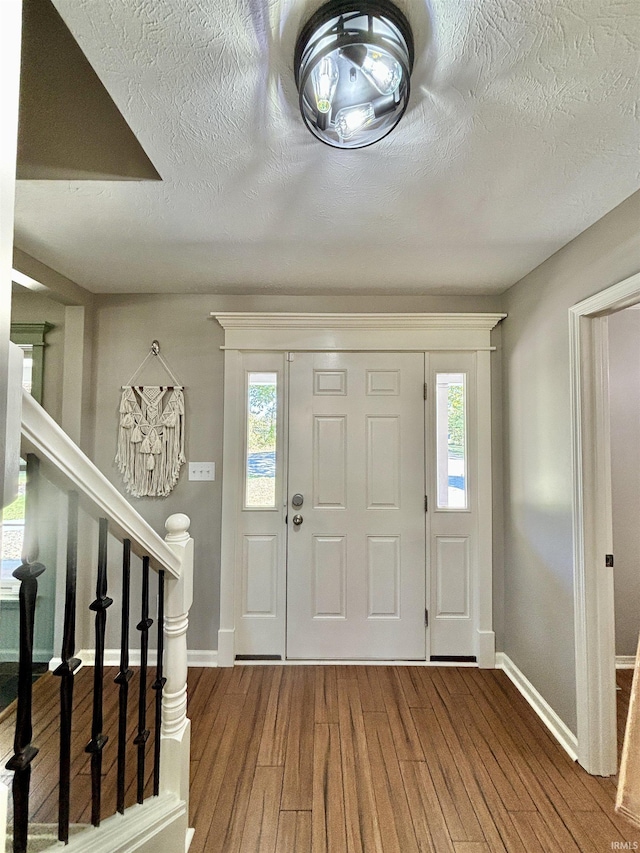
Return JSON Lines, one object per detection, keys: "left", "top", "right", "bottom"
{"left": 165, "top": 513, "right": 191, "bottom": 543}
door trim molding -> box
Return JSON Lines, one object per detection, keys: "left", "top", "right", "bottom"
{"left": 215, "top": 313, "right": 504, "bottom": 667}
{"left": 569, "top": 271, "right": 640, "bottom": 775}
{"left": 214, "top": 312, "right": 505, "bottom": 330}
{"left": 213, "top": 312, "right": 505, "bottom": 352}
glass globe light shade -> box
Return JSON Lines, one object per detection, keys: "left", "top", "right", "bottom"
{"left": 294, "top": 0, "right": 414, "bottom": 149}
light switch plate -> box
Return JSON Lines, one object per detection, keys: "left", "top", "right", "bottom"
{"left": 188, "top": 462, "right": 215, "bottom": 481}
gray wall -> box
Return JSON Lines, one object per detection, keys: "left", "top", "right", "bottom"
{"left": 89, "top": 293, "right": 503, "bottom": 654}
{"left": 501, "top": 190, "right": 640, "bottom": 734}
{"left": 609, "top": 307, "right": 640, "bottom": 657}
{"left": 2, "top": 291, "right": 67, "bottom": 661}
{"left": 0, "top": 1, "right": 22, "bottom": 513}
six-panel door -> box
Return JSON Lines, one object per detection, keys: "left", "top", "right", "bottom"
{"left": 286, "top": 352, "right": 426, "bottom": 660}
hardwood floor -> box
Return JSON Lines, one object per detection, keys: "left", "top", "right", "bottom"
{"left": 187, "top": 665, "right": 640, "bottom": 853}
{"left": 0, "top": 664, "right": 638, "bottom": 852}
{"left": 0, "top": 665, "right": 156, "bottom": 825}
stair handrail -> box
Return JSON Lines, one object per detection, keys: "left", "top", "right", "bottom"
{"left": 10, "top": 389, "right": 193, "bottom": 851}
{"left": 20, "top": 390, "right": 180, "bottom": 577}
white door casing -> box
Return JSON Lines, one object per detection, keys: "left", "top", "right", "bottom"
{"left": 569, "top": 271, "right": 640, "bottom": 775}
{"left": 216, "top": 313, "right": 503, "bottom": 667}
{"left": 286, "top": 352, "right": 426, "bottom": 660}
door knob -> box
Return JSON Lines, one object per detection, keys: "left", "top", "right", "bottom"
{"left": 292, "top": 514, "right": 303, "bottom": 526}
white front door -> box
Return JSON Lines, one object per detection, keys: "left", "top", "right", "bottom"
{"left": 286, "top": 352, "right": 426, "bottom": 660}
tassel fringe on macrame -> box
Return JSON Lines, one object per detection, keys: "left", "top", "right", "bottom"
{"left": 116, "top": 386, "right": 185, "bottom": 497}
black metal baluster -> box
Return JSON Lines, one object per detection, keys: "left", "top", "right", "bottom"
{"left": 85, "top": 518, "right": 112, "bottom": 827}
{"left": 5, "top": 454, "right": 45, "bottom": 853}
{"left": 53, "top": 491, "right": 81, "bottom": 843}
{"left": 152, "top": 570, "right": 166, "bottom": 796}
{"left": 134, "top": 556, "right": 153, "bottom": 804}
{"left": 114, "top": 539, "right": 133, "bottom": 814}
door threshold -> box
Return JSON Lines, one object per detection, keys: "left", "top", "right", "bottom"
{"left": 235, "top": 654, "right": 282, "bottom": 661}
{"left": 430, "top": 655, "right": 477, "bottom": 663}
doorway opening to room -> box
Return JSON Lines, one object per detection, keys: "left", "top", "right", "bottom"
{"left": 608, "top": 306, "right": 640, "bottom": 773}
{"left": 569, "top": 272, "right": 640, "bottom": 776}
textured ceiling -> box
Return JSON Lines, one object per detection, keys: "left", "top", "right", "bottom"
{"left": 13, "top": 0, "right": 640, "bottom": 295}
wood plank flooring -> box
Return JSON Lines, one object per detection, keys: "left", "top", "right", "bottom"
{"left": 0, "top": 665, "right": 637, "bottom": 852}
{"left": 0, "top": 665, "right": 156, "bottom": 825}
{"left": 188, "top": 666, "right": 640, "bottom": 853}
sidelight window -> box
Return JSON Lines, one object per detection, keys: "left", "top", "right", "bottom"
{"left": 436, "top": 372, "right": 467, "bottom": 509}
{"left": 245, "top": 372, "right": 278, "bottom": 509}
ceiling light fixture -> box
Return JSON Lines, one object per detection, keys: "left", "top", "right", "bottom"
{"left": 294, "top": 0, "right": 414, "bottom": 149}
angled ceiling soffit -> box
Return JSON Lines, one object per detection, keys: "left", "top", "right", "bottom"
{"left": 17, "top": 0, "right": 161, "bottom": 181}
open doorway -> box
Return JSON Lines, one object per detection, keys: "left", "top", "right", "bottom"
{"left": 570, "top": 271, "right": 640, "bottom": 776}
{"left": 608, "top": 307, "right": 640, "bottom": 760}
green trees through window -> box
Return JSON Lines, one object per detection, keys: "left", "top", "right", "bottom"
{"left": 245, "top": 373, "right": 277, "bottom": 508}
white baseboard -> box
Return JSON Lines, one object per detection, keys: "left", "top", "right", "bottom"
{"left": 186, "top": 827, "right": 195, "bottom": 852}
{"left": 62, "top": 793, "right": 187, "bottom": 853}
{"left": 71, "top": 648, "right": 218, "bottom": 668}
{"left": 185, "top": 650, "right": 218, "bottom": 667}
{"left": 476, "top": 629, "right": 496, "bottom": 668}
{"left": 616, "top": 655, "right": 636, "bottom": 669}
{"left": 0, "top": 649, "right": 52, "bottom": 664}
{"left": 217, "top": 629, "right": 235, "bottom": 667}
{"left": 234, "top": 659, "right": 477, "bottom": 666}
{"left": 496, "top": 652, "right": 578, "bottom": 762}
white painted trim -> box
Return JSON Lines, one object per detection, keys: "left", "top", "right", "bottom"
{"left": 496, "top": 653, "right": 578, "bottom": 762}
{"left": 214, "top": 312, "right": 506, "bottom": 330}
{"left": 571, "top": 274, "right": 640, "bottom": 316}
{"left": 216, "top": 628, "right": 235, "bottom": 668}
{"left": 0, "top": 648, "right": 52, "bottom": 664}
{"left": 476, "top": 630, "right": 496, "bottom": 668}
{"left": 570, "top": 271, "right": 640, "bottom": 776}
{"left": 218, "top": 350, "right": 242, "bottom": 667}
{"left": 20, "top": 392, "right": 180, "bottom": 577}
{"left": 52, "top": 793, "right": 187, "bottom": 853}
{"left": 476, "top": 350, "right": 495, "bottom": 668}
{"left": 72, "top": 651, "right": 498, "bottom": 670}
{"left": 212, "top": 312, "right": 506, "bottom": 352}
{"left": 186, "top": 649, "right": 219, "bottom": 667}
{"left": 221, "top": 346, "right": 498, "bottom": 352}
{"left": 233, "top": 659, "right": 480, "bottom": 667}
{"left": 73, "top": 648, "right": 218, "bottom": 668}
{"left": 217, "top": 313, "right": 504, "bottom": 667}
{"left": 616, "top": 656, "right": 637, "bottom": 669}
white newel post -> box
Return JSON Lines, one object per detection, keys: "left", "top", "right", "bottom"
{"left": 161, "top": 513, "right": 193, "bottom": 827}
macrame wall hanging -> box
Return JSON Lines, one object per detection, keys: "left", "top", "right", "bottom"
{"left": 116, "top": 341, "right": 186, "bottom": 498}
